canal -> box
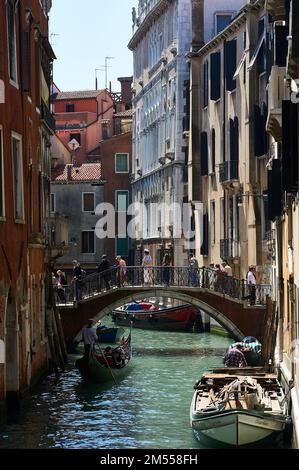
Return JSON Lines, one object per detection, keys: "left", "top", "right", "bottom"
{"left": 0, "top": 326, "right": 232, "bottom": 449}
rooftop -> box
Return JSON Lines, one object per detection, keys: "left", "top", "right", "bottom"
{"left": 52, "top": 163, "right": 102, "bottom": 182}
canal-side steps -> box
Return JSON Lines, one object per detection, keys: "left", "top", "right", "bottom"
{"left": 54, "top": 267, "right": 276, "bottom": 364}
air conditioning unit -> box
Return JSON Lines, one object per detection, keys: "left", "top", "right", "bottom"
{"left": 159, "top": 156, "right": 166, "bottom": 165}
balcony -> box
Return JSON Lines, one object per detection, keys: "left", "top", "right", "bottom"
{"left": 219, "top": 161, "right": 239, "bottom": 184}
{"left": 41, "top": 100, "right": 56, "bottom": 133}
{"left": 46, "top": 214, "right": 70, "bottom": 260}
{"left": 266, "top": 66, "right": 285, "bottom": 141}
{"left": 265, "top": 229, "right": 276, "bottom": 252}
{"left": 220, "top": 239, "right": 240, "bottom": 260}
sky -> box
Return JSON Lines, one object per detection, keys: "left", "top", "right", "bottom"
{"left": 49, "top": 0, "right": 137, "bottom": 93}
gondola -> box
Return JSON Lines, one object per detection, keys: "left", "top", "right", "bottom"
{"left": 75, "top": 333, "right": 132, "bottom": 384}
{"left": 96, "top": 325, "right": 126, "bottom": 343}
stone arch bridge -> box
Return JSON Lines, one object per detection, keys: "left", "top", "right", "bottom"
{"left": 56, "top": 267, "right": 275, "bottom": 358}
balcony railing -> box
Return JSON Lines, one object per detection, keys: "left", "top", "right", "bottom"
{"left": 219, "top": 160, "right": 239, "bottom": 183}
{"left": 220, "top": 239, "right": 240, "bottom": 260}
{"left": 53, "top": 266, "right": 271, "bottom": 307}
{"left": 41, "top": 101, "right": 56, "bottom": 133}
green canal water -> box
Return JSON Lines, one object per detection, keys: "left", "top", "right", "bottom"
{"left": 0, "top": 327, "right": 233, "bottom": 449}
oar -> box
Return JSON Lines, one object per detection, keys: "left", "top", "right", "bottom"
{"left": 96, "top": 343, "right": 117, "bottom": 385}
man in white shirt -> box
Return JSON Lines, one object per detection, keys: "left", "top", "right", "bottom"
{"left": 246, "top": 266, "right": 256, "bottom": 305}
{"left": 82, "top": 319, "right": 98, "bottom": 357}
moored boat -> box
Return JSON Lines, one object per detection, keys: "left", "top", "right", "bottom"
{"left": 112, "top": 301, "right": 203, "bottom": 332}
{"left": 190, "top": 368, "right": 290, "bottom": 448}
{"left": 75, "top": 334, "right": 132, "bottom": 384}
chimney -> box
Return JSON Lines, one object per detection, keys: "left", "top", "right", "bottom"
{"left": 191, "top": 0, "right": 204, "bottom": 51}
{"left": 118, "top": 76, "right": 133, "bottom": 107}
{"left": 67, "top": 164, "right": 72, "bottom": 181}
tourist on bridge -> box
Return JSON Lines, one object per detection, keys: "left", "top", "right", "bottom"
{"left": 82, "top": 319, "right": 98, "bottom": 357}
{"left": 220, "top": 261, "right": 233, "bottom": 296}
{"left": 243, "top": 266, "right": 257, "bottom": 305}
{"left": 224, "top": 344, "right": 248, "bottom": 368}
{"left": 116, "top": 255, "right": 127, "bottom": 287}
{"left": 56, "top": 269, "right": 67, "bottom": 303}
{"left": 142, "top": 249, "right": 153, "bottom": 286}
{"left": 97, "top": 254, "right": 111, "bottom": 291}
{"left": 188, "top": 253, "right": 199, "bottom": 286}
{"left": 162, "top": 249, "right": 172, "bottom": 286}
{"left": 208, "top": 263, "right": 217, "bottom": 290}
{"left": 73, "top": 260, "right": 83, "bottom": 300}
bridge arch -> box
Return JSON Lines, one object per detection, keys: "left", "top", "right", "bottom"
{"left": 72, "top": 288, "right": 245, "bottom": 342}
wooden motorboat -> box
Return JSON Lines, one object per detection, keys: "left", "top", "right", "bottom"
{"left": 112, "top": 301, "right": 203, "bottom": 332}
{"left": 190, "top": 367, "right": 290, "bottom": 448}
{"left": 75, "top": 334, "right": 132, "bottom": 384}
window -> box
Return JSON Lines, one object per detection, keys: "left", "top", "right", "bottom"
{"left": 69, "top": 133, "right": 81, "bottom": 145}
{"left": 225, "top": 39, "right": 237, "bottom": 91}
{"left": 115, "top": 153, "right": 129, "bottom": 173}
{"left": 116, "top": 237, "right": 129, "bottom": 257}
{"left": 210, "top": 201, "right": 215, "bottom": 245}
{"left": 7, "top": 0, "right": 17, "bottom": 83}
{"left": 50, "top": 193, "right": 55, "bottom": 213}
{"left": 11, "top": 133, "right": 24, "bottom": 221}
{"left": 66, "top": 103, "right": 75, "bottom": 112}
{"left": 81, "top": 231, "right": 95, "bottom": 254}
{"left": 83, "top": 193, "right": 95, "bottom": 212}
{"left": 0, "top": 127, "right": 4, "bottom": 218}
{"left": 215, "top": 13, "right": 233, "bottom": 35}
{"left": 200, "top": 132, "right": 208, "bottom": 176}
{"left": 211, "top": 129, "right": 216, "bottom": 173}
{"left": 248, "top": 21, "right": 266, "bottom": 72}
{"left": 116, "top": 191, "right": 129, "bottom": 212}
{"left": 210, "top": 52, "right": 221, "bottom": 101}
{"left": 200, "top": 212, "right": 209, "bottom": 256}
{"left": 257, "top": 19, "right": 266, "bottom": 74}
{"left": 202, "top": 61, "right": 209, "bottom": 108}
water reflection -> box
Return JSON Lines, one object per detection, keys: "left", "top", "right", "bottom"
{"left": 0, "top": 328, "right": 232, "bottom": 449}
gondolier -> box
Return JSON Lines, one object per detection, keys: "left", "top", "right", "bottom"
{"left": 82, "top": 319, "right": 98, "bottom": 357}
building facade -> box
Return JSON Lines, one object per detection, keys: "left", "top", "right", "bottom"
{"left": 52, "top": 77, "right": 133, "bottom": 268}
{"left": 53, "top": 89, "right": 114, "bottom": 166}
{"left": 51, "top": 163, "right": 104, "bottom": 275}
{"left": 129, "top": 0, "right": 192, "bottom": 266}
{"left": 188, "top": 0, "right": 271, "bottom": 282}
{"left": 0, "top": 0, "right": 57, "bottom": 419}
{"left": 129, "top": 0, "right": 246, "bottom": 266}
{"left": 265, "top": 0, "right": 299, "bottom": 447}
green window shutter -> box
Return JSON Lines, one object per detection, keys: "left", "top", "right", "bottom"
{"left": 116, "top": 154, "right": 129, "bottom": 172}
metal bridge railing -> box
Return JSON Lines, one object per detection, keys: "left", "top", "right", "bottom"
{"left": 54, "top": 266, "right": 272, "bottom": 307}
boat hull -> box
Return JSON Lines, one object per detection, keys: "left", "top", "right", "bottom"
{"left": 190, "top": 400, "right": 286, "bottom": 447}
{"left": 76, "top": 355, "right": 131, "bottom": 384}
{"left": 76, "top": 334, "right": 132, "bottom": 384}
{"left": 113, "top": 304, "right": 202, "bottom": 332}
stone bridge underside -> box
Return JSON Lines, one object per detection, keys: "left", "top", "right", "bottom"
{"left": 58, "top": 286, "right": 272, "bottom": 349}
